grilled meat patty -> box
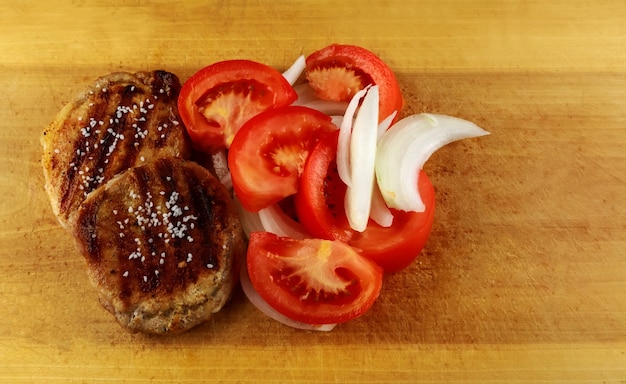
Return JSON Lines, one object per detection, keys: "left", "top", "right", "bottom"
{"left": 41, "top": 71, "right": 191, "bottom": 230}
{"left": 72, "top": 157, "right": 245, "bottom": 334}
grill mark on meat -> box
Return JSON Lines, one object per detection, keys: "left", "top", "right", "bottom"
{"left": 151, "top": 159, "right": 180, "bottom": 295}
{"left": 185, "top": 166, "right": 221, "bottom": 273}
{"left": 130, "top": 165, "right": 161, "bottom": 294}
{"left": 122, "top": 164, "right": 170, "bottom": 299}
{"left": 151, "top": 70, "right": 177, "bottom": 100}
{"left": 77, "top": 205, "right": 99, "bottom": 260}
{"left": 103, "top": 85, "right": 141, "bottom": 168}
{"left": 154, "top": 159, "right": 195, "bottom": 291}
{"left": 58, "top": 159, "right": 79, "bottom": 216}
{"left": 58, "top": 90, "right": 122, "bottom": 213}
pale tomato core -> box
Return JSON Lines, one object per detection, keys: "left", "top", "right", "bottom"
{"left": 197, "top": 80, "right": 272, "bottom": 146}
{"left": 307, "top": 67, "right": 364, "bottom": 101}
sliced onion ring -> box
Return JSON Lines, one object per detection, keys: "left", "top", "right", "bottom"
{"left": 345, "top": 86, "right": 379, "bottom": 232}
{"left": 292, "top": 83, "right": 349, "bottom": 115}
{"left": 234, "top": 197, "right": 309, "bottom": 240}
{"left": 240, "top": 260, "right": 337, "bottom": 332}
{"left": 233, "top": 196, "right": 264, "bottom": 238}
{"left": 376, "top": 113, "right": 490, "bottom": 211}
{"left": 282, "top": 55, "right": 306, "bottom": 85}
{"left": 258, "top": 204, "right": 310, "bottom": 240}
{"left": 336, "top": 85, "right": 370, "bottom": 188}
{"left": 369, "top": 181, "right": 393, "bottom": 227}
{"left": 377, "top": 110, "right": 397, "bottom": 140}
{"left": 368, "top": 110, "right": 398, "bottom": 227}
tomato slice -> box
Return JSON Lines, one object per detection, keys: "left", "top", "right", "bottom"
{"left": 295, "top": 130, "right": 353, "bottom": 242}
{"left": 178, "top": 60, "right": 297, "bottom": 154}
{"left": 305, "top": 44, "right": 403, "bottom": 123}
{"left": 228, "top": 106, "right": 338, "bottom": 212}
{"left": 246, "top": 232, "right": 383, "bottom": 325}
{"left": 295, "top": 131, "right": 435, "bottom": 273}
{"left": 348, "top": 172, "right": 435, "bottom": 273}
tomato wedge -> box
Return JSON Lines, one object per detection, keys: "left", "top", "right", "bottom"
{"left": 246, "top": 232, "right": 383, "bottom": 325}
{"left": 228, "top": 106, "right": 338, "bottom": 212}
{"left": 295, "top": 130, "right": 435, "bottom": 273}
{"left": 295, "top": 130, "right": 353, "bottom": 242}
{"left": 305, "top": 44, "right": 403, "bottom": 123}
{"left": 348, "top": 172, "right": 435, "bottom": 273}
{"left": 178, "top": 60, "right": 297, "bottom": 154}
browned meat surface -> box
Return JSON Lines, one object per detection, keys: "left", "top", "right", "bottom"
{"left": 72, "top": 158, "right": 244, "bottom": 334}
{"left": 41, "top": 71, "right": 191, "bottom": 229}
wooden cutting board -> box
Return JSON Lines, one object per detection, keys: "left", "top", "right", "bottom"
{"left": 1, "top": 1, "right": 625, "bottom": 383}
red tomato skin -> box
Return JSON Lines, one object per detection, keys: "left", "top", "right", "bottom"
{"left": 350, "top": 172, "right": 436, "bottom": 273}
{"left": 295, "top": 131, "right": 353, "bottom": 242}
{"left": 178, "top": 60, "right": 297, "bottom": 154}
{"left": 305, "top": 44, "right": 404, "bottom": 123}
{"left": 228, "top": 106, "right": 338, "bottom": 212}
{"left": 246, "top": 231, "right": 383, "bottom": 325}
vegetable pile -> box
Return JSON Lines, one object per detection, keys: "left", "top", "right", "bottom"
{"left": 177, "top": 44, "right": 489, "bottom": 331}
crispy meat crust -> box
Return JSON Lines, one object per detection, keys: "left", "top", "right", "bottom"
{"left": 72, "top": 158, "right": 244, "bottom": 334}
{"left": 41, "top": 71, "right": 191, "bottom": 230}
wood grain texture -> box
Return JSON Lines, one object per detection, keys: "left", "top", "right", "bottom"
{"left": 1, "top": 1, "right": 625, "bottom": 383}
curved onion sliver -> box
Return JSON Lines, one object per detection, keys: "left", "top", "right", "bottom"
{"left": 336, "top": 85, "right": 370, "bottom": 188}
{"left": 258, "top": 204, "right": 310, "bottom": 240}
{"left": 233, "top": 196, "right": 264, "bottom": 238}
{"left": 367, "top": 110, "right": 398, "bottom": 227}
{"left": 345, "top": 86, "right": 379, "bottom": 232}
{"left": 282, "top": 55, "right": 306, "bottom": 85}
{"left": 376, "top": 113, "right": 490, "bottom": 211}
{"left": 377, "top": 110, "right": 397, "bottom": 139}
{"left": 369, "top": 181, "right": 393, "bottom": 227}
{"left": 292, "top": 83, "right": 349, "bottom": 116}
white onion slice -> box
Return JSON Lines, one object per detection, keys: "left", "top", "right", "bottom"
{"left": 345, "top": 86, "right": 379, "bottom": 232}
{"left": 292, "top": 83, "right": 349, "bottom": 115}
{"left": 367, "top": 111, "right": 398, "bottom": 227}
{"left": 336, "top": 86, "right": 370, "bottom": 188}
{"left": 240, "top": 261, "right": 337, "bottom": 332}
{"left": 295, "top": 99, "right": 349, "bottom": 116}
{"left": 376, "top": 113, "right": 490, "bottom": 211}
{"left": 258, "top": 204, "right": 310, "bottom": 240}
{"left": 369, "top": 181, "right": 393, "bottom": 227}
{"left": 330, "top": 115, "right": 344, "bottom": 127}
{"left": 233, "top": 196, "right": 264, "bottom": 238}
{"left": 377, "top": 110, "right": 397, "bottom": 139}
{"left": 282, "top": 55, "right": 306, "bottom": 85}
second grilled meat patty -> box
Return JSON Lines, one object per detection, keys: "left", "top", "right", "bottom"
{"left": 72, "top": 157, "right": 245, "bottom": 334}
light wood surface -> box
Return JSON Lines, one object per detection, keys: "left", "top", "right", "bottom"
{"left": 1, "top": 1, "right": 625, "bottom": 383}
